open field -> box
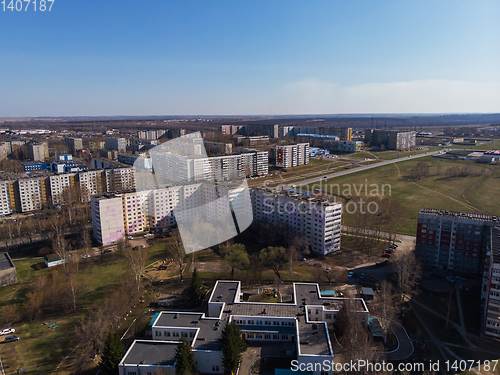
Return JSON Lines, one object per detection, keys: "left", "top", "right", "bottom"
{"left": 304, "top": 156, "right": 499, "bottom": 235}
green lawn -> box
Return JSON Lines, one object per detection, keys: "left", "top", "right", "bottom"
{"left": 304, "top": 156, "right": 499, "bottom": 235}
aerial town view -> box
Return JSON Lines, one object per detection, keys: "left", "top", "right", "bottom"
{"left": 0, "top": 2, "right": 499, "bottom": 375}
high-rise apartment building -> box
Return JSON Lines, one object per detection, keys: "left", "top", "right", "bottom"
{"left": 105, "top": 137, "right": 127, "bottom": 153}
{"left": 17, "top": 176, "right": 49, "bottom": 212}
{"left": 367, "top": 130, "right": 417, "bottom": 150}
{"left": 91, "top": 194, "right": 125, "bottom": 246}
{"left": 416, "top": 209, "right": 500, "bottom": 275}
{"left": 79, "top": 170, "right": 104, "bottom": 202}
{"left": 104, "top": 167, "right": 135, "bottom": 192}
{"left": 482, "top": 227, "right": 500, "bottom": 340}
{"left": 0, "top": 180, "right": 18, "bottom": 216}
{"left": 49, "top": 173, "right": 77, "bottom": 206}
{"left": 275, "top": 144, "right": 309, "bottom": 168}
{"left": 64, "top": 137, "right": 83, "bottom": 153}
{"left": 28, "top": 142, "right": 48, "bottom": 161}
{"left": 251, "top": 189, "right": 342, "bottom": 255}
{"left": 243, "top": 124, "right": 279, "bottom": 139}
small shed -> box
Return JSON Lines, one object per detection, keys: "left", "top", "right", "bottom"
{"left": 44, "top": 253, "right": 65, "bottom": 268}
{"left": 361, "top": 287, "right": 375, "bottom": 301}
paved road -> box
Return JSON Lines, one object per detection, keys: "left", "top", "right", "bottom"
{"left": 282, "top": 150, "right": 442, "bottom": 190}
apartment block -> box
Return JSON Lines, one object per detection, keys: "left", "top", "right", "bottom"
{"left": 482, "top": 227, "right": 500, "bottom": 340}
{"left": 0, "top": 142, "right": 9, "bottom": 161}
{"left": 244, "top": 124, "right": 279, "bottom": 139}
{"left": 251, "top": 189, "right": 342, "bottom": 255}
{"left": 105, "top": 137, "right": 127, "bottom": 153}
{"left": 220, "top": 124, "right": 244, "bottom": 135}
{"left": 28, "top": 142, "right": 47, "bottom": 161}
{"left": 49, "top": 173, "right": 77, "bottom": 206}
{"left": 415, "top": 209, "right": 500, "bottom": 275}
{"left": 17, "top": 176, "right": 49, "bottom": 212}
{"left": 151, "top": 152, "right": 267, "bottom": 185}
{"left": 104, "top": 168, "right": 135, "bottom": 192}
{"left": 204, "top": 141, "right": 233, "bottom": 155}
{"left": 0, "top": 180, "right": 18, "bottom": 216}
{"left": 64, "top": 137, "right": 83, "bottom": 153}
{"left": 367, "top": 129, "right": 417, "bottom": 150}
{"left": 137, "top": 129, "right": 167, "bottom": 140}
{"left": 91, "top": 194, "right": 125, "bottom": 246}
{"left": 275, "top": 144, "right": 309, "bottom": 168}
{"left": 119, "top": 280, "right": 368, "bottom": 375}
{"left": 79, "top": 170, "right": 104, "bottom": 202}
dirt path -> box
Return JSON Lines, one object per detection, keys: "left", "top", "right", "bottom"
{"left": 461, "top": 171, "right": 493, "bottom": 214}
{"left": 393, "top": 163, "right": 483, "bottom": 213}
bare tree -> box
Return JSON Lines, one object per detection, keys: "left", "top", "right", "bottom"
{"left": 378, "top": 280, "right": 394, "bottom": 342}
{"left": 125, "top": 245, "right": 149, "bottom": 289}
{"left": 52, "top": 233, "right": 69, "bottom": 269}
{"left": 392, "top": 251, "right": 421, "bottom": 301}
{"left": 166, "top": 229, "right": 188, "bottom": 281}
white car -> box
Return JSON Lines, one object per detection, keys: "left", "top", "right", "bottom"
{"left": 1, "top": 328, "right": 15, "bottom": 335}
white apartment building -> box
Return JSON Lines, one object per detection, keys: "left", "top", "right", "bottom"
{"left": 276, "top": 144, "right": 309, "bottom": 168}
{"left": 0, "top": 180, "right": 17, "bottom": 216}
{"left": 17, "top": 177, "right": 49, "bottom": 212}
{"left": 49, "top": 173, "right": 77, "bottom": 206}
{"left": 79, "top": 170, "right": 104, "bottom": 202}
{"left": 91, "top": 194, "right": 125, "bottom": 246}
{"left": 251, "top": 189, "right": 342, "bottom": 255}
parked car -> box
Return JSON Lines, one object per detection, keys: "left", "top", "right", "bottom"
{"left": 128, "top": 236, "right": 134, "bottom": 240}
{"left": 3, "top": 335, "right": 19, "bottom": 342}
{"left": 446, "top": 276, "right": 454, "bottom": 283}
{"left": 455, "top": 275, "right": 466, "bottom": 281}
{"left": 0, "top": 328, "right": 15, "bottom": 335}
{"left": 359, "top": 273, "right": 365, "bottom": 279}
{"left": 382, "top": 253, "right": 391, "bottom": 258}
{"left": 348, "top": 271, "right": 353, "bottom": 278}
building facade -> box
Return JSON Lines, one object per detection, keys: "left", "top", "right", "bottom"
{"left": 28, "top": 142, "right": 47, "bottom": 161}
{"left": 367, "top": 130, "right": 417, "bottom": 150}
{"left": 482, "top": 227, "right": 500, "bottom": 340}
{"left": 251, "top": 189, "right": 342, "bottom": 255}
{"left": 119, "top": 280, "right": 368, "bottom": 375}
{"left": 275, "top": 144, "right": 309, "bottom": 168}
{"left": 64, "top": 137, "right": 83, "bottom": 153}
{"left": 91, "top": 194, "right": 126, "bottom": 246}
{"left": 105, "top": 137, "right": 127, "bottom": 153}
{"left": 415, "top": 209, "right": 500, "bottom": 275}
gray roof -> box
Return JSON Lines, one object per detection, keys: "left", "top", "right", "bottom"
{"left": 209, "top": 280, "right": 239, "bottom": 304}
{"left": 491, "top": 227, "right": 500, "bottom": 264}
{"left": 153, "top": 312, "right": 226, "bottom": 351}
{"left": 0, "top": 253, "right": 14, "bottom": 271}
{"left": 121, "top": 340, "right": 177, "bottom": 366}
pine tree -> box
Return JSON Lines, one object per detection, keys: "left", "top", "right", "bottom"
{"left": 221, "top": 323, "right": 247, "bottom": 375}
{"left": 187, "top": 268, "right": 205, "bottom": 303}
{"left": 99, "top": 331, "right": 125, "bottom": 375}
{"left": 174, "top": 337, "right": 198, "bottom": 375}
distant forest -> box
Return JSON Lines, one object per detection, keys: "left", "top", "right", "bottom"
{"left": 1, "top": 113, "right": 500, "bottom": 133}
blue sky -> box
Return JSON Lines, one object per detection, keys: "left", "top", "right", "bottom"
{"left": 1, "top": 0, "right": 499, "bottom": 116}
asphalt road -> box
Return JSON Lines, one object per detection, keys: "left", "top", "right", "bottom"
{"left": 282, "top": 150, "right": 442, "bottom": 190}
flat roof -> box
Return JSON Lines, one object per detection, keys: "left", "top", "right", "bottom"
{"left": 361, "top": 287, "right": 375, "bottom": 296}
{"left": 209, "top": 281, "right": 239, "bottom": 304}
{"left": 121, "top": 340, "right": 176, "bottom": 366}
{"left": 154, "top": 312, "right": 227, "bottom": 351}
{"left": 419, "top": 208, "right": 500, "bottom": 223}
{"left": 0, "top": 253, "right": 15, "bottom": 271}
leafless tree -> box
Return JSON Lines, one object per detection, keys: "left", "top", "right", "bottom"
{"left": 52, "top": 233, "right": 69, "bottom": 269}
{"left": 392, "top": 250, "right": 421, "bottom": 301}
{"left": 125, "top": 245, "right": 149, "bottom": 289}
{"left": 166, "top": 229, "right": 188, "bottom": 281}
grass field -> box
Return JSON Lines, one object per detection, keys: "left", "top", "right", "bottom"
{"left": 305, "top": 156, "right": 499, "bottom": 235}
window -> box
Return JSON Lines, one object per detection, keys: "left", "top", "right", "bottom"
{"left": 127, "top": 372, "right": 137, "bottom": 375}
{"left": 212, "top": 365, "right": 220, "bottom": 372}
